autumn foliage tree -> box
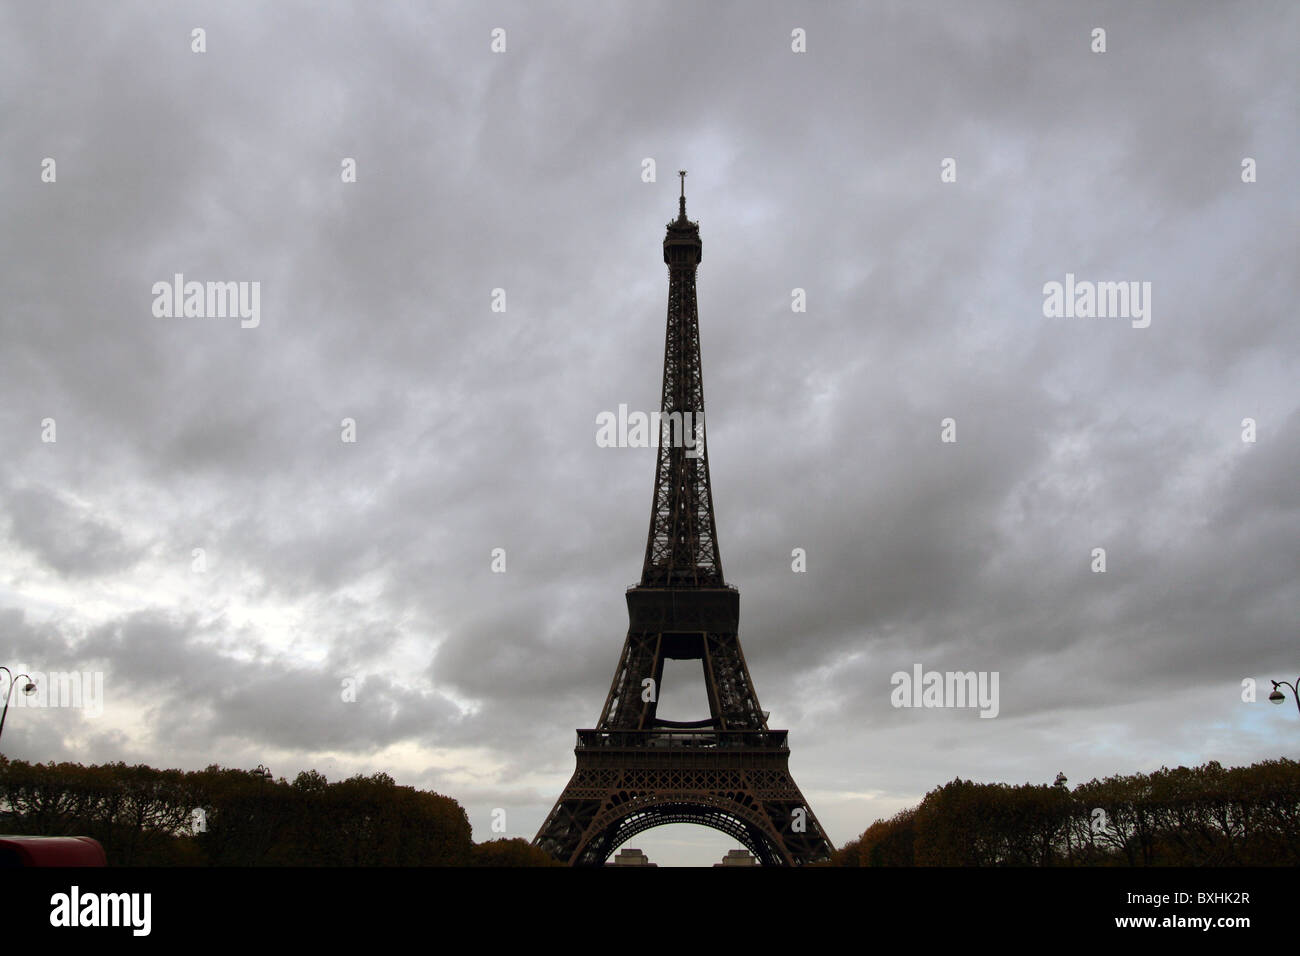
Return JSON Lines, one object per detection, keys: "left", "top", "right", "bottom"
{"left": 0, "top": 757, "right": 521, "bottom": 865}
{"left": 0, "top": 758, "right": 196, "bottom": 864}
{"left": 833, "top": 807, "right": 916, "bottom": 866}
{"left": 835, "top": 758, "right": 1300, "bottom": 866}
{"left": 471, "top": 837, "right": 563, "bottom": 866}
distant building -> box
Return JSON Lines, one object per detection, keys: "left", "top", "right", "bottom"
{"left": 608, "top": 847, "right": 656, "bottom": 866}
{"left": 714, "top": 849, "right": 758, "bottom": 866}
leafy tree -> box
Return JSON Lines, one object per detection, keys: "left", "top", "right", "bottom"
{"left": 471, "top": 838, "right": 562, "bottom": 866}
{"left": 835, "top": 759, "right": 1300, "bottom": 867}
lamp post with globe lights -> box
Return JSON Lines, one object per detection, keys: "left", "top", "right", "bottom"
{"left": 0, "top": 666, "right": 37, "bottom": 745}
{"left": 1268, "top": 677, "right": 1300, "bottom": 717}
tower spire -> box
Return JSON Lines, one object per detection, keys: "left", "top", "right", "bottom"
{"left": 644, "top": 176, "right": 719, "bottom": 587}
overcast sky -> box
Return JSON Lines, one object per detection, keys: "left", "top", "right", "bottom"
{"left": 1, "top": 0, "right": 1296, "bottom": 866}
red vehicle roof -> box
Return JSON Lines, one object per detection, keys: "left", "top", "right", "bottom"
{"left": 0, "top": 836, "right": 108, "bottom": 867}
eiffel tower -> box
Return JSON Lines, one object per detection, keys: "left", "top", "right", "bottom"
{"left": 533, "top": 173, "right": 834, "bottom": 866}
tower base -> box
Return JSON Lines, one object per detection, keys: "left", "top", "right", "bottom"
{"left": 533, "top": 729, "right": 833, "bottom": 866}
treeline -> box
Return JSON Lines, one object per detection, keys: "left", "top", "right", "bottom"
{"left": 833, "top": 758, "right": 1300, "bottom": 866}
{"left": 0, "top": 757, "right": 557, "bottom": 866}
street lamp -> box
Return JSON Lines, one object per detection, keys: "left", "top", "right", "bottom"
{"left": 1269, "top": 678, "right": 1300, "bottom": 716}
{"left": 0, "top": 666, "right": 37, "bottom": 744}
{"left": 252, "top": 764, "right": 273, "bottom": 781}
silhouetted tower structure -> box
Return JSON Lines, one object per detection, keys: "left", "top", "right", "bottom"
{"left": 533, "top": 174, "right": 833, "bottom": 865}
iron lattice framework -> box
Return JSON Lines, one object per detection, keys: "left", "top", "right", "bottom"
{"left": 533, "top": 174, "right": 833, "bottom": 866}
{"left": 641, "top": 180, "right": 721, "bottom": 589}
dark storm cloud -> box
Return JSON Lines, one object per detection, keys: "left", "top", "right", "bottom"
{"left": 4, "top": 484, "right": 145, "bottom": 577}
{"left": 0, "top": 0, "right": 1296, "bottom": 862}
